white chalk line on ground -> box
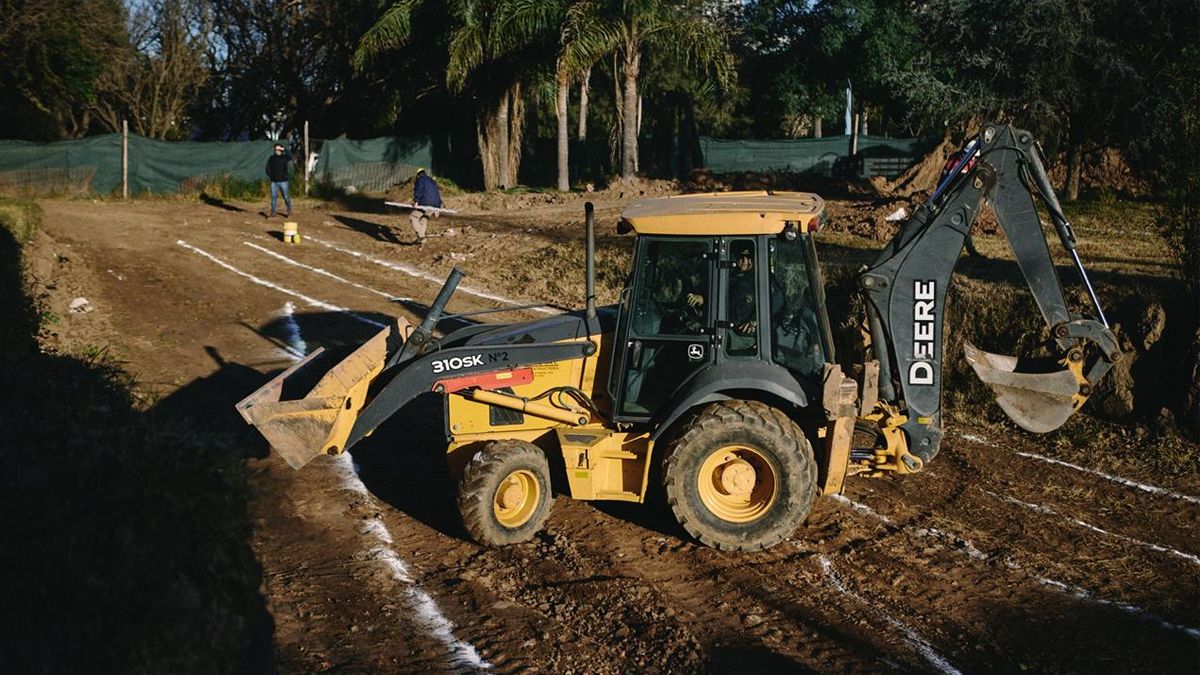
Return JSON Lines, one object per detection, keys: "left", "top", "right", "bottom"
{"left": 277, "top": 317, "right": 491, "bottom": 672}
{"left": 817, "top": 554, "right": 963, "bottom": 675}
{"left": 1033, "top": 576, "right": 1200, "bottom": 640}
{"left": 276, "top": 302, "right": 307, "bottom": 360}
{"left": 980, "top": 488, "right": 1200, "bottom": 567}
{"left": 304, "top": 234, "right": 557, "bottom": 315}
{"left": 177, "top": 240, "right": 386, "bottom": 329}
{"left": 829, "top": 494, "right": 988, "bottom": 560}
{"left": 831, "top": 494, "right": 1200, "bottom": 639}
{"left": 955, "top": 432, "right": 1200, "bottom": 506}
{"left": 243, "top": 241, "right": 402, "bottom": 301}
{"left": 335, "top": 454, "right": 492, "bottom": 672}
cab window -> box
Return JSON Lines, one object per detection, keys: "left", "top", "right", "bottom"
{"left": 768, "top": 237, "right": 824, "bottom": 377}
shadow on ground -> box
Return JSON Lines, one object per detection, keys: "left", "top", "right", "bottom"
{"left": 0, "top": 226, "right": 274, "bottom": 674}
{"left": 201, "top": 191, "right": 247, "bottom": 212}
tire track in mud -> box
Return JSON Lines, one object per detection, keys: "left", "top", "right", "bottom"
{"left": 835, "top": 490, "right": 1200, "bottom": 645}
{"left": 253, "top": 465, "right": 468, "bottom": 673}
{"left": 917, "top": 440, "right": 1200, "bottom": 616}
{"left": 508, "top": 498, "right": 953, "bottom": 672}
{"left": 822, "top": 465, "right": 1200, "bottom": 671}
{"left": 952, "top": 433, "right": 1200, "bottom": 552}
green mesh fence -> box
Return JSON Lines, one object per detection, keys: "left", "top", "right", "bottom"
{"left": 315, "top": 137, "right": 433, "bottom": 192}
{"left": 0, "top": 135, "right": 119, "bottom": 195}
{"left": 129, "top": 136, "right": 278, "bottom": 194}
{"left": 0, "top": 134, "right": 281, "bottom": 196}
{"left": 0, "top": 132, "right": 930, "bottom": 196}
{"left": 699, "top": 135, "right": 935, "bottom": 178}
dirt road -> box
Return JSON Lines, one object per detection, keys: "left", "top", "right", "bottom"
{"left": 30, "top": 197, "right": 1200, "bottom": 673}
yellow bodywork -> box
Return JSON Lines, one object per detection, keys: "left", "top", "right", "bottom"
{"left": 443, "top": 332, "right": 653, "bottom": 502}
{"left": 620, "top": 191, "right": 824, "bottom": 235}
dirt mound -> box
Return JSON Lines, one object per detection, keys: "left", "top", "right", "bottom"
{"left": 1046, "top": 147, "right": 1149, "bottom": 197}
{"left": 871, "top": 134, "right": 955, "bottom": 198}
{"left": 443, "top": 177, "right": 680, "bottom": 214}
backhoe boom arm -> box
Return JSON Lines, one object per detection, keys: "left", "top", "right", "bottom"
{"left": 860, "top": 123, "right": 1119, "bottom": 464}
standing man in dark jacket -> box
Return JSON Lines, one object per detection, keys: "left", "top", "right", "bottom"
{"left": 265, "top": 143, "right": 292, "bottom": 217}
{"left": 409, "top": 168, "right": 442, "bottom": 243}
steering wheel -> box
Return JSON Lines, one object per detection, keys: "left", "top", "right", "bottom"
{"left": 653, "top": 297, "right": 703, "bottom": 333}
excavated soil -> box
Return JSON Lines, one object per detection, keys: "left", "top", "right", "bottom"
{"left": 24, "top": 192, "right": 1200, "bottom": 673}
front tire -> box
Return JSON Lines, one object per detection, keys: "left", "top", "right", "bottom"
{"left": 664, "top": 400, "right": 817, "bottom": 551}
{"left": 457, "top": 440, "right": 553, "bottom": 546}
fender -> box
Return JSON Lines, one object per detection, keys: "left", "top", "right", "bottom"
{"left": 650, "top": 360, "right": 811, "bottom": 441}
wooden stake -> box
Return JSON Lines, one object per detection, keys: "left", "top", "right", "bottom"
{"left": 122, "top": 119, "right": 128, "bottom": 199}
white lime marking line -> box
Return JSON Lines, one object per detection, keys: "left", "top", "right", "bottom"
{"left": 176, "top": 240, "right": 385, "bottom": 328}
{"left": 1034, "top": 576, "right": 1200, "bottom": 640}
{"left": 955, "top": 433, "right": 1200, "bottom": 506}
{"left": 829, "top": 494, "right": 988, "bottom": 560}
{"left": 277, "top": 302, "right": 307, "bottom": 360}
{"left": 981, "top": 488, "right": 1200, "bottom": 567}
{"left": 336, "top": 455, "right": 492, "bottom": 672}
{"left": 276, "top": 323, "right": 491, "bottom": 672}
{"left": 817, "top": 555, "right": 963, "bottom": 675}
{"left": 305, "top": 234, "right": 557, "bottom": 314}
{"left": 243, "top": 241, "right": 401, "bottom": 301}
{"left": 831, "top": 493, "right": 1200, "bottom": 639}
{"left": 1012, "top": 450, "right": 1200, "bottom": 506}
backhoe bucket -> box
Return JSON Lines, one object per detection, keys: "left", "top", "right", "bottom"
{"left": 963, "top": 341, "right": 1086, "bottom": 433}
{"left": 236, "top": 319, "right": 409, "bottom": 469}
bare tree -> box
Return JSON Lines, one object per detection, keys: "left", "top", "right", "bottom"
{"left": 93, "top": 0, "right": 210, "bottom": 140}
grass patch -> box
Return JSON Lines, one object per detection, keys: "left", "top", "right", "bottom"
{"left": 0, "top": 225, "right": 270, "bottom": 672}
{"left": 0, "top": 197, "right": 41, "bottom": 244}
{"left": 192, "top": 174, "right": 268, "bottom": 201}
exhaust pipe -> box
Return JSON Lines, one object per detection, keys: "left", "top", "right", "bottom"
{"left": 387, "top": 266, "right": 465, "bottom": 369}
{"left": 585, "top": 202, "right": 596, "bottom": 322}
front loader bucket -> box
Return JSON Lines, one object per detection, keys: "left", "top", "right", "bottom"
{"left": 963, "top": 341, "right": 1087, "bottom": 433}
{"left": 237, "top": 319, "right": 409, "bottom": 469}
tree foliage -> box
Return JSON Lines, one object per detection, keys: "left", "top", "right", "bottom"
{"left": 0, "top": 0, "right": 127, "bottom": 140}
{"left": 90, "top": 0, "right": 211, "bottom": 140}
{"left": 0, "top": 0, "right": 1195, "bottom": 197}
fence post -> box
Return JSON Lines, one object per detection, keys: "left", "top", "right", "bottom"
{"left": 122, "top": 120, "right": 128, "bottom": 199}
{"left": 850, "top": 113, "right": 860, "bottom": 157}
{"left": 303, "top": 120, "right": 310, "bottom": 195}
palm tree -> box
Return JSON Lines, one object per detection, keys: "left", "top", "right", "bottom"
{"left": 569, "top": 0, "right": 736, "bottom": 181}
{"left": 356, "top": 0, "right": 527, "bottom": 190}
{"left": 495, "top": 0, "right": 607, "bottom": 191}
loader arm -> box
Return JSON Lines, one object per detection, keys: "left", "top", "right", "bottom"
{"left": 860, "top": 123, "right": 1119, "bottom": 465}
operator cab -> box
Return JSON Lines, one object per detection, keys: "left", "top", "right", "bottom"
{"left": 609, "top": 192, "right": 834, "bottom": 422}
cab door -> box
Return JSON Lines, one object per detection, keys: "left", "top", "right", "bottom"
{"left": 609, "top": 236, "right": 716, "bottom": 420}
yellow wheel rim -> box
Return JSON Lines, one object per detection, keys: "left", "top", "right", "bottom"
{"left": 697, "top": 445, "right": 778, "bottom": 523}
{"left": 493, "top": 469, "right": 540, "bottom": 529}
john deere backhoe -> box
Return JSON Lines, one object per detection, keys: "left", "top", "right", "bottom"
{"left": 238, "top": 123, "right": 1119, "bottom": 550}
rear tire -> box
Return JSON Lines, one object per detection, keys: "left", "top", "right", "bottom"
{"left": 458, "top": 440, "right": 553, "bottom": 546}
{"left": 664, "top": 400, "right": 817, "bottom": 551}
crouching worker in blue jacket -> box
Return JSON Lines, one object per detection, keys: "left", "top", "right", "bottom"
{"left": 410, "top": 168, "right": 442, "bottom": 244}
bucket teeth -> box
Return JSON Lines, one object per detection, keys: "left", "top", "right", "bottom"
{"left": 963, "top": 341, "right": 1085, "bottom": 433}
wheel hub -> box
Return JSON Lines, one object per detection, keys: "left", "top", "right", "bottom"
{"left": 493, "top": 469, "right": 539, "bottom": 529}
{"left": 499, "top": 477, "right": 526, "bottom": 510}
{"left": 697, "top": 445, "right": 779, "bottom": 523}
{"left": 719, "top": 458, "right": 757, "bottom": 495}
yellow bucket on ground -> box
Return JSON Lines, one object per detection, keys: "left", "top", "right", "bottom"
{"left": 283, "top": 221, "right": 300, "bottom": 243}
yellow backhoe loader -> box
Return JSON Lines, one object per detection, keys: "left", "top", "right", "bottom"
{"left": 238, "top": 123, "right": 1119, "bottom": 550}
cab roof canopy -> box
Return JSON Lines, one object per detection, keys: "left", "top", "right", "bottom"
{"left": 619, "top": 191, "right": 825, "bottom": 236}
